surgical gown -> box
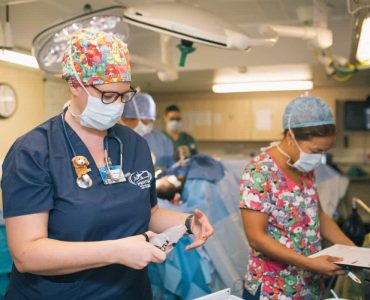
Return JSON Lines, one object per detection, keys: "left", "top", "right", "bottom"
{"left": 143, "top": 130, "right": 174, "bottom": 169}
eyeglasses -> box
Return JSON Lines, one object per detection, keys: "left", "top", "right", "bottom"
{"left": 91, "top": 85, "right": 137, "bottom": 104}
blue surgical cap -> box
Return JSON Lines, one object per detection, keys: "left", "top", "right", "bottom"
{"left": 283, "top": 95, "right": 334, "bottom": 129}
{"left": 122, "top": 92, "right": 156, "bottom": 120}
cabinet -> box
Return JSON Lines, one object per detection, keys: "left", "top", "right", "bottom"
{"left": 211, "top": 98, "right": 251, "bottom": 141}
{"left": 155, "top": 94, "right": 332, "bottom": 142}
{"left": 180, "top": 99, "right": 213, "bottom": 140}
{"left": 157, "top": 98, "right": 213, "bottom": 140}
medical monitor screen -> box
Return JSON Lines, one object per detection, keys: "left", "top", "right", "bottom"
{"left": 344, "top": 100, "right": 370, "bottom": 131}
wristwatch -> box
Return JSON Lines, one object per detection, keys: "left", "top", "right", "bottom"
{"left": 185, "top": 214, "right": 194, "bottom": 234}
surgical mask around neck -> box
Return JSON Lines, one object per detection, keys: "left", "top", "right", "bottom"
{"left": 134, "top": 121, "right": 153, "bottom": 136}
{"left": 167, "top": 120, "right": 181, "bottom": 132}
{"left": 68, "top": 45, "right": 124, "bottom": 130}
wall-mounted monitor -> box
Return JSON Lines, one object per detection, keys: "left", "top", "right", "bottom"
{"left": 344, "top": 98, "right": 370, "bottom": 131}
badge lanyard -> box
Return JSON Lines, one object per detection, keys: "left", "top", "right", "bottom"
{"left": 100, "top": 135, "right": 126, "bottom": 184}
{"left": 61, "top": 110, "right": 126, "bottom": 188}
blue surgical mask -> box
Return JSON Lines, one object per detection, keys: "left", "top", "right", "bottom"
{"left": 290, "top": 135, "right": 322, "bottom": 173}
{"left": 134, "top": 121, "right": 153, "bottom": 136}
{"left": 79, "top": 91, "right": 124, "bottom": 131}
{"left": 131, "top": 98, "right": 154, "bottom": 136}
{"left": 167, "top": 120, "right": 181, "bottom": 132}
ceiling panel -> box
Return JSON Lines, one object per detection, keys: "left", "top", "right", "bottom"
{"left": 0, "top": 0, "right": 367, "bottom": 92}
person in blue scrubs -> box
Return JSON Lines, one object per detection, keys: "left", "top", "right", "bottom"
{"left": 120, "top": 92, "right": 174, "bottom": 170}
{"left": 1, "top": 28, "right": 213, "bottom": 300}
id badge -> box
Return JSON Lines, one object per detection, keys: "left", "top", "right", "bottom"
{"left": 99, "top": 165, "right": 126, "bottom": 185}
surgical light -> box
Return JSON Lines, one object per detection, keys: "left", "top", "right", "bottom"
{"left": 212, "top": 81, "right": 313, "bottom": 93}
{"left": 32, "top": 6, "right": 128, "bottom": 75}
{"left": 356, "top": 17, "right": 370, "bottom": 63}
{"left": 0, "top": 49, "right": 39, "bottom": 69}
{"left": 123, "top": 3, "right": 276, "bottom": 51}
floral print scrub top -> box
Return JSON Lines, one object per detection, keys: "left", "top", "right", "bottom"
{"left": 240, "top": 151, "right": 322, "bottom": 300}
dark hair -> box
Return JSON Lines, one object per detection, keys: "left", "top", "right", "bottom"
{"left": 284, "top": 124, "right": 336, "bottom": 141}
{"left": 156, "top": 176, "right": 184, "bottom": 200}
{"left": 165, "top": 104, "right": 180, "bottom": 115}
{"left": 156, "top": 186, "right": 177, "bottom": 201}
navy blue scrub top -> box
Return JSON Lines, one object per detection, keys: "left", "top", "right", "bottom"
{"left": 1, "top": 115, "right": 157, "bottom": 300}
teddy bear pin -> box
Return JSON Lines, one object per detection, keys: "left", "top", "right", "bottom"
{"left": 71, "top": 155, "right": 93, "bottom": 189}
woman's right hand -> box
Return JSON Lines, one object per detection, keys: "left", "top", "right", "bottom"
{"left": 114, "top": 231, "right": 166, "bottom": 270}
{"left": 305, "top": 255, "right": 344, "bottom": 276}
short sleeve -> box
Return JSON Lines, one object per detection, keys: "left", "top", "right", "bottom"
{"left": 239, "top": 163, "right": 273, "bottom": 214}
{"left": 1, "top": 144, "right": 54, "bottom": 218}
{"left": 150, "top": 176, "right": 158, "bottom": 208}
{"left": 141, "top": 139, "right": 157, "bottom": 208}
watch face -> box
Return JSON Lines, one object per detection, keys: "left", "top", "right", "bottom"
{"left": 0, "top": 84, "right": 17, "bottom": 118}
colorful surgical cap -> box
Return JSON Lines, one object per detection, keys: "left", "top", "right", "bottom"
{"left": 122, "top": 92, "right": 156, "bottom": 120}
{"left": 283, "top": 95, "right": 334, "bottom": 129}
{"left": 62, "top": 28, "right": 131, "bottom": 86}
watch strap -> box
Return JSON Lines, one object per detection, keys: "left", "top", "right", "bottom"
{"left": 185, "top": 214, "right": 194, "bottom": 234}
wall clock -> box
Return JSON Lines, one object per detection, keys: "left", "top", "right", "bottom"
{"left": 0, "top": 83, "right": 17, "bottom": 118}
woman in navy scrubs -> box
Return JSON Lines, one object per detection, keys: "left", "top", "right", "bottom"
{"left": 1, "top": 28, "right": 213, "bottom": 299}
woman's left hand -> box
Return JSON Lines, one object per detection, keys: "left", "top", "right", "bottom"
{"left": 186, "top": 209, "right": 214, "bottom": 250}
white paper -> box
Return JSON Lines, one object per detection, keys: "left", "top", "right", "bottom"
{"left": 309, "top": 244, "right": 370, "bottom": 268}
{"left": 255, "top": 109, "right": 272, "bottom": 131}
{"left": 213, "top": 113, "right": 222, "bottom": 126}
{"left": 194, "top": 112, "right": 212, "bottom": 126}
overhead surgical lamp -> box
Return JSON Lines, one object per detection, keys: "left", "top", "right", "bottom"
{"left": 123, "top": 2, "right": 277, "bottom": 67}
{"left": 348, "top": 0, "right": 370, "bottom": 65}
{"left": 123, "top": 3, "right": 252, "bottom": 50}
{"left": 32, "top": 6, "right": 129, "bottom": 75}
{"left": 356, "top": 17, "right": 370, "bottom": 63}
{"left": 32, "top": 2, "right": 277, "bottom": 80}
{"left": 32, "top": 5, "right": 178, "bottom": 81}
{"left": 308, "top": 0, "right": 370, "bottom": 82}
{"left": 316, "top": 0, "right": 370, "bottom": 82}
{"left": 354, "top": 14, "right": 370, "bottom": 64}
